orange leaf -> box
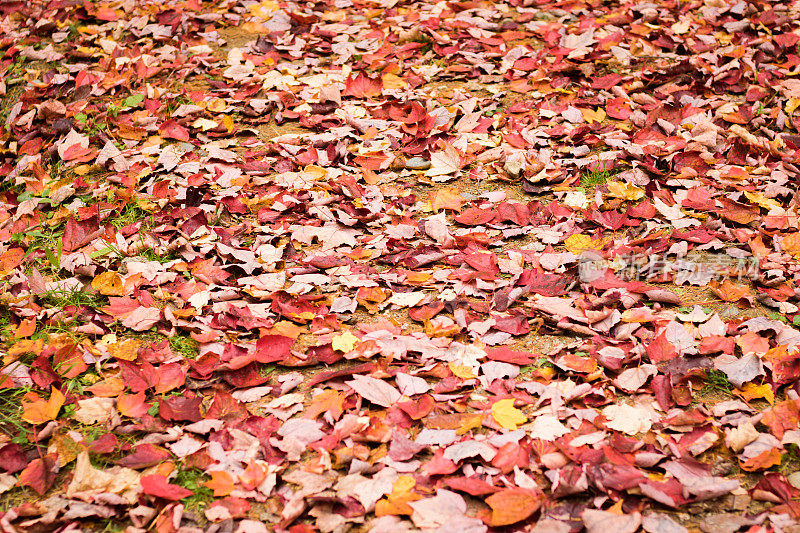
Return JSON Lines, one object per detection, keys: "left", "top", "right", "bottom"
{"left": 238, "top": 461, "right": 266, "bottom": 491}
{"left": 22, "top": 387, "right": 65, "bottom": 425}
{"left": 740, "top": 448, "right": 781, "bottom": 471}
{"left": 782, "top": 232, "right": 800, "bottom": 258}
{"left": 430, "top": 187, "right": 466, "bottom": 212}
{"left": 91, "top": 271, "right": 125, "bottom": 296}
{"left": 0, "top": 248, "right": 25, "bottom": 272}
{"left": 12, "top": 318, "right": 36, "bottom": 338}
{"left": 305, "top": 389, "right": 345, "bottom": 420}
{"left": 710, "top": 279, "right": 750, "bottom": 303}
{"left": 117, "top": 391, "right": 149, "bottom": 418}
{"left": 85, "top": 377, "right": 125, "bottom": 397}
{"left": 107, "top": 338, "right": 141, "bottom": 361}
{"left": 203, "top": 471, "right": 234, "bottom": 497}
{"left": 736, "top": 382, "right": 775, "bottom": 405}
{"left": 481, "top": 488, "right": 544, "bottom": 526}
{"left": 375, "top": 475, "right": 421, "bottom": 516}
{"left": 7, "top": 339, "right": 44, "bottom": 361}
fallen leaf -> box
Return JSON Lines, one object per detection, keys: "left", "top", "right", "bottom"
{"left": 491, "top": 398, "right": 527, "bottom": 430}
{"left": 91, "top": 271, "right": 125, "bottom": 296}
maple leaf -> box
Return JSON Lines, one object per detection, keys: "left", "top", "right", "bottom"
{"left": 425, "top": 143, "right": 463, "bottom": 179}
{"left": 21, "top": 387, "right": 65, "bottom": 425}
{"left": 430, "top": 187, "right": 465, "bottom": 212}
{"left": 343, "top": 72, "right": 382, "bottom": 98}
{"left": 305, "top": 389, "right": 345, "bottom": 420}
{"left": 204, "top": 471, "right": 235, "bottom": 497}
{"left": 491, "top": 398, "right": 527, "bottom": 430}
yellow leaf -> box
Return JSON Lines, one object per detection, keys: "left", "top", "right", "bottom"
{"left": 564, "top": 233, "right": 607, "bottom": 254}
{"left": 249, "top": 0, "right": 279, "bottom": 18}
{"left": 786, "top": 97, "right": 800, "bottom": 115}
{"left": 491, "top": 398, "right": 527, "bottom": 430}
{"left": 303, "top": 165, "right": 328, "bottom": 180}
{"left": 206, "top": 98, "right": 227, "bottom": 113}
{"left": 223, "top": 114, "right": 234, "bottom": 133}
{"left": 744, "top": 191, "right": 780, "bottom": 210}
{"left": 91, "top": 271, "right": 125, "bottom": 296}
{"left": 606, "top": 500, "right": 625, "bottom": 514}
{"left": 332, "top": 330, "right": 359, "bottom": 352}
{"left": 22, "top": 387, "right": 65, "bottom": 425}
{"left": 606, "top": 181, "right": 644, "bottom": 201}
{"left": 581, "top": 107, "right": 606, "bottom": 124}
{"left": 382, "top": 73, "right": 407, "bottom": 90}
{"left": 737, "top": 382, "right": 775, "bottom": 405}
{"left": 448, "top": 362, "right": 477, "bottom": 379}
{"left": 72, "top": 164, "right": 94, "bottom": 176}
{"left": 191, "top": 118, "right": 219, "bottom": 131}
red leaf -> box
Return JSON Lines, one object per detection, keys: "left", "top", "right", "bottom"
{"left": 62, "top": 215, "right": 101, "bottom": 252}
{"left": 159, "top": 120, "right": 190, "bottom": 141}
{"left": 62, "top": 143, "right": 96, "bottom": 161}
{"left": 491, "top": 442, "right": 530, "bottom": 474}
{"left": 117, "top": 444, "right": 172, "bottom": 469}
{"left": 408, "top": 301, "right": 444, "bottom": 322}
{"left": 496, "top": 202, "right": 530, "bottom": 225}
{"left": 159, "top": 395, "right": 203, "bottom": 422}
{"left": 255, "top": 335, "right": 294, "bottom": 363}
{"left": 717, "top": 197, "right": 760, "bottom": 225}
{"left": 646, "top": 332, "right": 678, "bottom": 363}
{"left": 117, "top": 391, "right": 150, "bottom": 418}
{"left": 153, "top": 362, "right": 186, "bottom": 394}
{"left": 445, "top": 476, "right": 499, "bottom": 495}
{"left": 397, "top": 394, "right": 434, "bottom": 420}
{"left": 140, "top": 474, "right": 193, "bottom": 500}
{"left": 486, "top": 347, "right": 535, "bottom": 365}
{"left": 19, "top": 455, "right": 56, "bottom": 495}
{"left": 343, "top": 72, "right": 382, "bottom": 98}
{"left": 454, "top": 208, "right": 496, "bottom": 226}
{"left": 205, "top": 391, "right": 247, "bottom": 421}
{"left": 606, "top": 97, "right": 631, "bottom": 120}
{"left": 0, "top": 444, "right": 27, "bottom": 473}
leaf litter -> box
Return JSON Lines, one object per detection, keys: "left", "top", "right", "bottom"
{"left": 1, "top": 0, "right": 800, "bottom": 530}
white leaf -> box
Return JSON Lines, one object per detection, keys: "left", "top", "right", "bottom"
{"left": 395, "top": 373, "right": 430, "bottom": 396}
{"left": 603, "top": 404, "right": 659, "bottom": 435}
{"left": 346, "top": 375, "right": 401, "bottom": 407}
{"left": 529, "top": 414, "right": 570, "bottom": 441}
{"left": 425, "top": 144, "right": 461, "bottom": 177}
{"left": 613, "top": 364, "right": 657, "bottom": 392}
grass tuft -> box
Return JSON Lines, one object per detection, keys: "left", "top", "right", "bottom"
{"left": 39, "top": 289, "right": 104, "bottom": 309}
{"left": 174, "top": 467, "right": 213, "bottom": 513}
{"left": 0, "top": 388, "right": 31, "bottom": 443}
{"left": 703, "top": 369, "right": 733, "bottom": 394}
{"left": 520, "top": 357, "right": 556, "bottom": 375}
{"left": 111, "top": 202, "right": 153, "bottom": 230}
{"left": 170, "top": 334, "right": 199, "bottom": 359}
{"left": 580, "top": 168, "right": 619, "bottom": 189}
